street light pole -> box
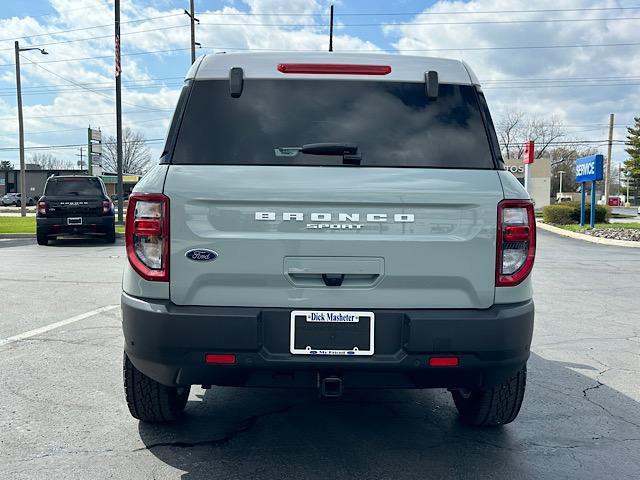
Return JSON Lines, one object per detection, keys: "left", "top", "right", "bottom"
{"left": 14, "top": 41, "right": 25, "bottom": 217}
{"left": 558, "top": 171, "right": 565, "bottom": 195}
{"left": 14, "top": 41, "right": 47, "bottom": 217}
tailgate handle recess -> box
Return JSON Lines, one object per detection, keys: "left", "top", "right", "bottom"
{"left": 321, "top": 274, "right": 344, "bottom": 287}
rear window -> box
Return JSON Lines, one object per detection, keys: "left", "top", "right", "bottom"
{"left": 169, "top": 79, "right": 497, "bottom": 169}
{"left": 45, "top": 177, "right": 104, "bottom": 196}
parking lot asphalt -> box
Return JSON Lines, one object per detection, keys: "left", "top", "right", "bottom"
{"left": 0, "top": 231, "right": 638, "bottom": 480}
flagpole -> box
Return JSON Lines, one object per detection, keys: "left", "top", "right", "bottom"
{"left": 115, "top": 0, "right": 124, "bottom": 224}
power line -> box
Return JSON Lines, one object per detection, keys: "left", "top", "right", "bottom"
{"left": 0, "top": 117, "right": 169, "bottom": 139}
{"left": 0, "top": 82, "right": 183, "bottom": 98}
{"left": 199, "top": 42, "right": 640, "bottom": 52}
{"left": 0, "top": 110, "right": 171, "bottom": 121}
{"left": 0, "top": 138, "right": 165, "bottom": 152}
{"left": 0, "top": 76, "right": 184, "bottom": 93}
{"left": 195, "top": 16, "right": 640, "bottom": 27}
{"left": 0, "top": 13, "right": 185, "bottom": 43}
{"left": 19, "top": 54, "right": 170, "bottom": 112}
{"left": 484, "top": 82, "right": 640, "bottom": 89}
{"left": 0, "top": 24, "right": 190, "bottom": 51}
{"left": 483, "top": 75, "right": 640, "bottom": 83}
{"left": 0, "top": 47, "right": 193, "bottom": 67}
{"left": 2, "top": 12, "right": 639, "bottom": 52}
{"left": 196, "top": 6, "right": 640, "bottom": 16}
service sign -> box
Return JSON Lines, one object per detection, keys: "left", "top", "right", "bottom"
{"left": 575, "top": 154, "right": 604, "bottom": 183}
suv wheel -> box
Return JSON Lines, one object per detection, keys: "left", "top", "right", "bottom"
{"left": 451, "top": 364, "right": 526, "bottom": 426}
{"left": 36, "top": 229, "right": 49, "bottom": 246}
{"left": 123, "top": 353, "right": 190, "bottom": 422}
{"left": 105, "top": 226, "right": 116, "bottom": 244}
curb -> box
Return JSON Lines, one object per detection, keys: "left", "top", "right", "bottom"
{"left": 536, "top": 221, "right": 640, "bottom": 248}
{"left": 0, "top": 233, "right": 35, "bottom": 238}
{"left": 0, "top": 232, "right": 125, "bottom": 239}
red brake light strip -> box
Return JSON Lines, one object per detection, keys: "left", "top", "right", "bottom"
{"left": 277, "top": 63, "right": 391, "bottom": 75}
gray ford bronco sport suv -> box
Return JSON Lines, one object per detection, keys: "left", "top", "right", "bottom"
{"left": 122, "top": 52, "right": 535, "bottom": 426}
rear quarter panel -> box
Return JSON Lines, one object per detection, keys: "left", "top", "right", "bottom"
{"left": 495, "top": 170, "right": 534, "bottom": 303}
{"left": 122, "top": 165, "right": 171, "bottom": 299}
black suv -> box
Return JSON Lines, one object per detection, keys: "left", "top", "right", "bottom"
{"left": 36, "top": 175, "right": 116, "bottom": 245}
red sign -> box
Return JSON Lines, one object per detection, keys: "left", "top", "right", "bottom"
{"left": 523, "top": 140, "right": 535, "bottom": 165}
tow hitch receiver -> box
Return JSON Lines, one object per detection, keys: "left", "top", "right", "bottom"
{"left": 320, "top": 375, "right": 343, "bottom": 398}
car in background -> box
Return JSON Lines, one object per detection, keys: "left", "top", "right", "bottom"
{"left": 1, "top": 193, "right": 36, "bottom": 206}
{"left": 36, "top": 175, "right": 115, "bottom": 245}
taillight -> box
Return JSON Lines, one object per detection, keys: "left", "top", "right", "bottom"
{"left": 102, "top": 199, "right": 112, "bottom": 214}
{"left": 125, "top": 193, "right": 169, "bottom": 282}
{"left": 496, "top": 199, "right": 536, "bottom": 287}
{"left": 37, "top": 201, "right": 47, "bottom": 215}
{"left": 277, "top": 63, "right": 392, "bottom": 75}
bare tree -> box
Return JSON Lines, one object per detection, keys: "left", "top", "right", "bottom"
{"left": 102, "top": 128, "right": 152, "bottom": 174}
{"left": 496, "top": 110, "right": 525, "bottom": 159}
{"left": 28, "top": 153, "right": 72, "bottom": 169}
{"left": 526, "top": 117, "right": 566, "bottom": 159}
{"left": 496, "top": 110, "right": 567, "bottom": 160}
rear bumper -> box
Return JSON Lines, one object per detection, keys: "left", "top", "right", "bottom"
{"left": 37, "top": 215, "right": 114, "bottom": 235}
{"left": 122, "top": 293, "right": 534, "bottom": 389}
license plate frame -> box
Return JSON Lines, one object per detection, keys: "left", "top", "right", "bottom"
{"left": 67, "top": 217, "right": 82, "bottom": 225}
{"left": 289, "top": 310, "right": 375, "bottom": 356}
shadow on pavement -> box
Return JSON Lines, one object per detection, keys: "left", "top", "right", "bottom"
{"left": 137, "top": 353, "right": 640, "bottom": 480}
{"left": 46, "top": 237, "right": 123, "bottom": 248}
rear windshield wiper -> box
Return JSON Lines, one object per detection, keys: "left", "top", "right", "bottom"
{"left": 275, "top": 143, "right": 361, "bottom": 165}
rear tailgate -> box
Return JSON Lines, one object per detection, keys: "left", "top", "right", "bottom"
{"left": 165, "top": 165, "right": 503, "bottom": 309}
{"left": 44, "top": 197, "right": 103, "bottom": 217}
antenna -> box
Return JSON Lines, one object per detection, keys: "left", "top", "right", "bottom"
{"left": 329, "top": 5, "right": 334, "bottom": 52}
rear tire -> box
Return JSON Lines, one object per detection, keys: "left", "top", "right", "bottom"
{"left": 36, "top": 229, "right": 49, "bottom": 246}
{"left": 123, "top": 352, "right": 190, "bottom": 422}
{"left": 105, "top": 226, "right": 116, "bottom": 244}
{"left": 452, "top": 364, "right": 526, "bottom": 427}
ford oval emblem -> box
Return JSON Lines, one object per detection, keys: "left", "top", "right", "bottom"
{"left": 185, "top": 248, "right": 218, "bottom": 262}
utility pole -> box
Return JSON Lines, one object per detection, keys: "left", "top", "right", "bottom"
{"left": 184, "top": 1, "right": 199, "bottom": 64}
{"left": 604, "top": 113, "right": 614, "bottom": 205}
{"left": 115, "top": 0, "right": 124, "bottom": 224}
{"left": 329, "top": 5, "right": 334, "bottom": 52}
{"left": 14, "top": 41, "right": 47, "bottom": 217}
{"left": 76, "top": 147, "right": 84, "bottom": 171}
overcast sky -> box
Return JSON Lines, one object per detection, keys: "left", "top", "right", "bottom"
{"left": 0, "top": 0, "right": 638, "bottom": 168}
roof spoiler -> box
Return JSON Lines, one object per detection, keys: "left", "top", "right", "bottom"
{"left": 425, "top": 70, "right": 439, "bottom": 100}
{"left": 229, "top": 67, "right": 244, "bottom": 98}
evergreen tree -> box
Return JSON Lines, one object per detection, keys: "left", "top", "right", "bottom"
{"left": 623, "top": 117, "right": 640, "bottom": 180}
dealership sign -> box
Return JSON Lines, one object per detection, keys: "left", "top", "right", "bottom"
{"left": 575, "top": 154, "right": 604, "bottom": 183}
{"left": 575, "top": 154, "right": 604, "bottom": 228}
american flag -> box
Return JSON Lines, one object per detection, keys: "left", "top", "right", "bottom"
{"left": 115, "top": 33, "right": 121, "bottom": 78}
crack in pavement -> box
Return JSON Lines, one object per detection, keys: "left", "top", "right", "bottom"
{"left": 581, "top": 367, "right": 640, "bottom": 430}
{"left": 133, "top": 403, "right": 302, "bottom": 452}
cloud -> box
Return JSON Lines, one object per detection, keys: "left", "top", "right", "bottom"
{"left": 383, "top": 0, "right": 640, "bottom": 161}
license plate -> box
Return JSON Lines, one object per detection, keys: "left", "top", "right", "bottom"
{"left": 290, "top": 310, "right": 375, "bottom": 356}
{"left": 67, "top": 217, "right": 82, "bottom": 225}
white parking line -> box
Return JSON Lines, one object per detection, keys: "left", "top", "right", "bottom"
{"left": 0, "top": 305, "right": 119, "bottom": 347}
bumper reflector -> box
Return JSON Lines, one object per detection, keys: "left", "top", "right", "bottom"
{"left": 205, "top": 354, "right": 236, "bottom": 365}
{"left": 429, "top": 356, "right": 459, "bottom": 367}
